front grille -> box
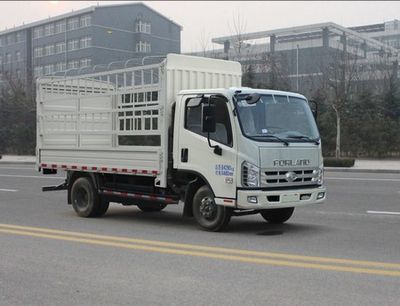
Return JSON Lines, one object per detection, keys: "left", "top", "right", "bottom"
{"left": 261, "top": 168, "right": 317, "bottom": 187}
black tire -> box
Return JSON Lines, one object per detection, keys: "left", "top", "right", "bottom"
{"left": 94, "top": 199, "right": 110, "bottom": 217}
{"left": 71, "top": 177, "right": 107, "bottom": 217}
{"left": 137, "top": 203, "right": 167, "bottom": 212}
{"left": 192, "top": 186, "right": 231, "bottom": 232}
{"left": 260, "top": 207, "right": 294, "bottom": 224}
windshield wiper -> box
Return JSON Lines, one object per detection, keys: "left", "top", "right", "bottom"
{"left": 286, "top": 135, "right": 320, "bottom": 145}
{"left": 252, "top": 134, "right": 289, "bottom": 146}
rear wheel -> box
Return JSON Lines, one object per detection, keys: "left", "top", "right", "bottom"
{"left": 260, "top": 207, "right": 294, "bottom": 224}
{"left": 71, "top": 177, "right": 108, "bottom": 217}
{"left": 137, "top": 203, "right": 167, "bottom": 212}
{"left": 192, "top": 186, "right": 231, "bottom": 232}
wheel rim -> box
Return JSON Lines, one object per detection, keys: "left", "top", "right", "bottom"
{"left": 74, "top": 187, "right": 89, "bottom": 210}
{"left": 199, "top": 196, "right": 217, "bottom": 220}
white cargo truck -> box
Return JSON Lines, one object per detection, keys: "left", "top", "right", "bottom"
{"left": 37, "top": 54, "right": 326, "bottom": 231}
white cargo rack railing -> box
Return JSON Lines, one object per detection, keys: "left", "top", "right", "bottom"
{"left": 37, "top": 62, "right": 168, "bottom": 187}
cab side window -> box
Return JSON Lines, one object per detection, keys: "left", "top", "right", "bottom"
{"left": 185, "top": 96, "right": 233, "bottom": 147}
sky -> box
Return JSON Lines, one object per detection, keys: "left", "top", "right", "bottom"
{"left": 0, "top": 1, "right": 400, "bottom": 52}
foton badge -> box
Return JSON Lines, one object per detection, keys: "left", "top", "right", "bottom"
{"left": 273, "top": 159, "right": 310, "bottom": 167}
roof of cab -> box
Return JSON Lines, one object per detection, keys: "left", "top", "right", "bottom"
{"left": 178, "top": 87, "right": 307, "bottom": 100}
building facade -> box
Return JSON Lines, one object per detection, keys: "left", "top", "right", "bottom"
{"left": 189, "top": 20, "right": 400, "bottom": 97}
{"left": 0, "top": 2, "right": 181, "bottom": 88}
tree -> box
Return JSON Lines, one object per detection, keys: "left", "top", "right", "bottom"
{"left": 318, "top": 46, "right": 400, "bottom": 158}
{"left": 228, "top": 11, "right": 247, "bottom": 60}
{"left": 0, "top": 73, "right": 36, "bottom": 155}
{"left": 257, "top": 52, "right": 291, "bottom": 91}
{"left": 322, "top": 41, "right": 362, "bottom": 158}
{"left": 198, "top": 29, "right": 211, "bottom": 57}
{"left": 242, "top": 64, "right": 256, "bottom": 87}
{"left": 381, "top": 60, "right": 400, "bottom": 120}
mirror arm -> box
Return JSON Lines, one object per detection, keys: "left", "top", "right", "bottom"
{"left": 203, "top": 96, "right": 221, "bottom": 155}
{"left": 207, "top": 132, "right": 222, "bottom": 156}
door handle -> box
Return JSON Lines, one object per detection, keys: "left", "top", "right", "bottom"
{"left": 181, "top": 148, "right": 188, "bottom": 162}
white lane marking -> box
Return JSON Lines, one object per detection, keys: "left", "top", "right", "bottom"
{"left": 0, "top": 174, "right": 64, "bottom": 180}
{"left": 307, "top": 210, "right": 400, "bottom": 220}
{"left": 367, "top": 211, "right": 400, "bottom": 216}
{"left": 0, "top": 188, "right": 18, "bottom": 192}
{"left": 326, "top": 177, "right": 400, "bottom": 182}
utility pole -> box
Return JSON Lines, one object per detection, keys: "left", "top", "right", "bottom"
{"left": 296, "top": 44, "right": 299, "bottom": 91}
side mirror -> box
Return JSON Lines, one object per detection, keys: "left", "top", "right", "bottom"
{"left": 201, "top": 103, "right": 216, "bottom": 133}
{"left": 245, "top": 93, "right": 261, "bottom": 104}
{"left": 308, "top": 100, "right": 318, "bottom": 120}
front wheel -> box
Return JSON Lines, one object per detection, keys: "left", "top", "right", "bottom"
{"left": 260, "top": 207, "right": 294, "bottom": 224}
{"left": 192, "top": 186, "right": 231, "bottom": 232}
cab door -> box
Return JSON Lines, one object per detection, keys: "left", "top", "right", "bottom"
{"left": 175, "top": 94, "right": 237, "bottom": 201}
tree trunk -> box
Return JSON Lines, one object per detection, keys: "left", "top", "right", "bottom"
{"left": 335, "top": 109, "right": 341, "bottom": 159}
{"left": 332, "top": 104, "right": 341, "bottom": 158}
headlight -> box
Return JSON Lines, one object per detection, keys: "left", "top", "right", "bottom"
{"left": 242, "top": 161, "right": 260, "bottom": 187}
{"left": 312, "top": 167, "right": 324, "bottom": 185}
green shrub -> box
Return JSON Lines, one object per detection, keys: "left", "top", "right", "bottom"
{"left": 323, "top": 158, "right": 355, "bottom": 167}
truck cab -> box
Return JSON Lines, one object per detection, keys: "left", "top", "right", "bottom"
{"left": 173, "top": 87, "right": 326, "bottom": 230}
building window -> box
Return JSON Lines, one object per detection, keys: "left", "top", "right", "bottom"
{"left": 15, "top": 51, "right": 22, "bottom": 62}
{"left": 7, "top": 34, "right": 14, "bottom": 45}
{"left": 386, "top": 39, "right": 400, "bottom": 48}
{"left": 34, "top": 47, "right": 43, "bottom": 58}
{"left": 67, "top": 60, "right": 79, "bottom": 69}
{"left": 44, "top": 23, "right": 54, "bottom": 36}
{"left": 16, "top": 32, "right": 24, "bottom": 42}
{"left": 0, "top": 55, "right": 2, "bottom": 65}
{"left": 67, "top": 17, "right": 79, "bottom": 31}
{"left": 55, "top": 42, "right": 66, "bottom": 54}
{"left": 33, "top": 26, "right": 43, "bottom": 39}
{"left": 67, "top": 39, "right": 79, "bottom": 51}
{"left": 55, "top": 20, "right": 66, "bottom": 33}
{"left": 55, "top": 62, "right": 67, "bottom": 72}
{"left": 34, "top": 66, "right": 44, "bottom": 77}
{"left": 80, "top": 58, "right": 91, "bottom": 67}
{"left": 44, "top": 44, "right": 55, "bottom": 56}
{"left": 385, "top": 20, "right": 399, "bottom": 32}
{"left": 80, "top": 36, "right": 92, "bottom": 49}
{"left": 44, "top": 64, "right": 54, "bottom": 75}
{"left": 80, "top": 15, "right": 91, "bottom": 27}
{"left": 0, "top": 37, "right": 3, "bottom": 46}
{"left": 135, "top": 20, "right": 151, "bottom": 34}
{"left": 68, "top": 60, "right": 79, "bottom": 69}
{"left": 6, "top": 53, "right": 11, "bottom": 63}
{"left": 136, "top": 41, "right": 151, "bottom": 53}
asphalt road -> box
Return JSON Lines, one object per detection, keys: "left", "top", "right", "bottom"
{"left": 0, "top": 164, "right": 399, "bottom": 305}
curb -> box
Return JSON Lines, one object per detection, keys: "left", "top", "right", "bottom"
{"left": 0, "top": 155, "right": 35, "bottom": 165}
{"left": 325, "top": 167, "right": 400, "bottom": 174}
{"left": 0, "top": 161, "right": 36, "bottom": 165}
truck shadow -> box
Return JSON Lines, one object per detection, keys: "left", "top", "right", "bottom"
{"left": 98, "top": 205, "right": 194, "bottom": 226}
{"left": 229, "top": 220, "right": 328, "bottom": 236}
{"left": 95, "top": 205, "right": 330, "bottom": 236}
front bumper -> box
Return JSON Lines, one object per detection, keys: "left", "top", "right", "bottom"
{"left": 237, "top": 186, "right": 326, "bottom": 210}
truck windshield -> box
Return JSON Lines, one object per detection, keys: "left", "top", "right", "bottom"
{"left": 235, "top": 94, "right": 320, "bottom": 143}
